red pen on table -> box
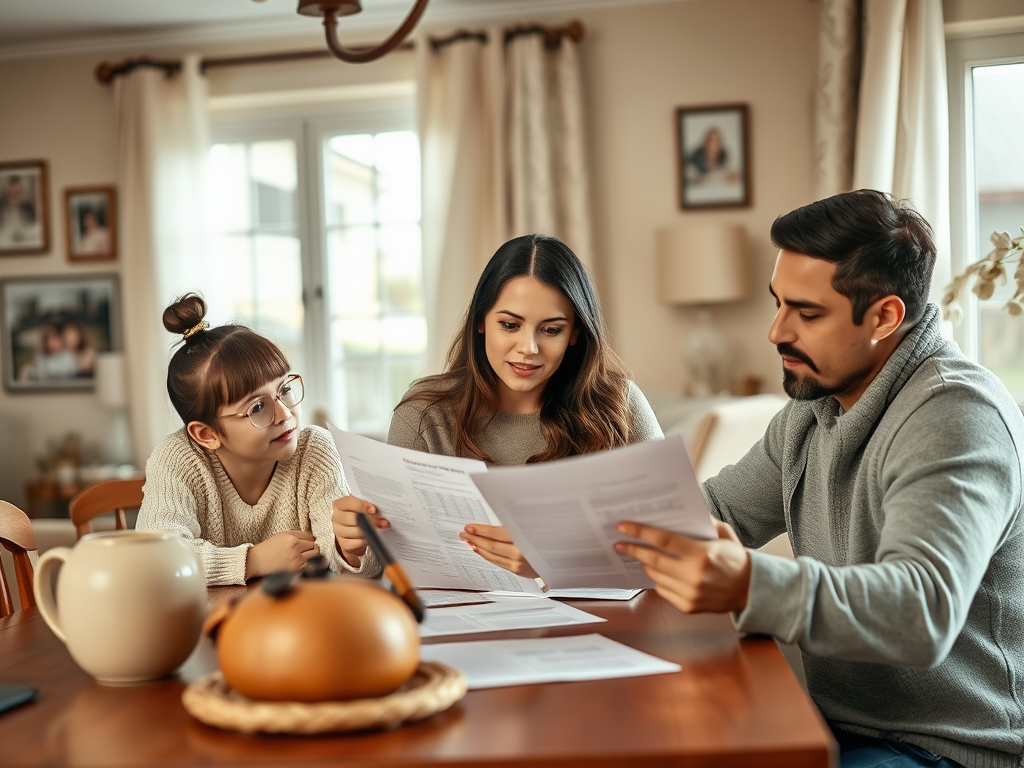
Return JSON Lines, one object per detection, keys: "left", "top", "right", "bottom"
{"left": 357, "top": 512, "right": 425, "bottom": 623}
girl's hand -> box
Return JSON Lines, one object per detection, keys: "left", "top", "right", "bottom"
{"left": 245, "top": 530, "right": 318, "bottom": 580}
{"left": 332, "top": 495, "right": 389, "bottom": 568}
{"left": 460, "top": 524, "right": 539, "bottom": 579}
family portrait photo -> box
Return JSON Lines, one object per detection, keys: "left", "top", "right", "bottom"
{"left": 0, "top": 160, "right": 49, "bottom": 255}
{"left": 676, "top": 104, "right": 751, "bottom": 210}
{"left": 1, "top": 274, "right": 121, "bottom": 392}
{"left": 65, "top": 186, "right": 117, "bottom": 261}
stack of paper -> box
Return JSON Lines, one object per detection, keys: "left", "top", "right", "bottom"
{"left": 330, "top": 426, "right": 703, "bottom": 688}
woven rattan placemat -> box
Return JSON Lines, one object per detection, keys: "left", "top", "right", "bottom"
{"left": 182, "top": 661, "right": 466, "bottom": 734}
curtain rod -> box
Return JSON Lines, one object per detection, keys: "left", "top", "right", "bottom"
{"left": 94, "top": 20, "right": 584, "bottom": 85}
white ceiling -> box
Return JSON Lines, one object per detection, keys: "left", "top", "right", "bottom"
{"left": 0, "top": 0, "right": 680, "bottom": 60}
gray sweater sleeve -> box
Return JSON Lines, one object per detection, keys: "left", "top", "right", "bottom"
{"left": 387, "top": 401, "right": 431, "bottom": 453}
{"left": 625, "top": 380, "right": 664, "bottom": 442}
{"left": 718, "top": 392, "right": 1022, "bottom": 667}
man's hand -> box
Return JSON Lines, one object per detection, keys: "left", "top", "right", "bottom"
{"left": 332, "top": 495, "right": 389, "bottom": 568}
{"left": 460, "top": 524, "right": 539, "bottom": 579}
{"left": 245, "top": 530, "right": 319, "bottom": 580}
{"left": 615, "top": 519, "right": 751, "bottom": 614}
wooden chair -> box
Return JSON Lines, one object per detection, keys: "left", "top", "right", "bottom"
{"left": 68, "top": 477, "right": 145, "bottom": 539}
{"left": 0, "top": 501, "right": 38, "bottom": 619}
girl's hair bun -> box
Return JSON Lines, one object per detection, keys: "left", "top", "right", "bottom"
{"left": 163, "top": 293, "right": 208, "bottom": 337}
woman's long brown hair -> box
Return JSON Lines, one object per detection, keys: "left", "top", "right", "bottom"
{"left": 398, "top": 235, "right": 632, "bottom": 462}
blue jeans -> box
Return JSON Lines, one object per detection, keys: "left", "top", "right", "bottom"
{"left": 832, "top": 727, "right": 965, "bottom": 768}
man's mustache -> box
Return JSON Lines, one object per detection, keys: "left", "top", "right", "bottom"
{"left": 777, "top": 343, "right": 819, "bottom": 373}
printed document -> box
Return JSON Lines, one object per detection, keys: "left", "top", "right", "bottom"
{"left": 329, "top": 425, "right": 543, "bottom": 593}
{"left": 471, "top": 435, "right": 715, "bottom": 589}
{"left": 420, "top": 597, "right": 604, "bottom": 638}
{"left": 419, "top": 634, "right": 681, "bottom": 689}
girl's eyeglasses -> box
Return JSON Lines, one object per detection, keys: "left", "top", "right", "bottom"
{"left": 223, "top": 374, "right": 304, "bottom": 430}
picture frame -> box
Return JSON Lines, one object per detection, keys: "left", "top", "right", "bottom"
{"left": 64, "top": 186, "right": 117, "bottom": 262}
{"left": 0, "top": 160, "right": 50, "bottom": 256}
{"left": 676, "top": 104, "right": 751, "bottom": 210}
{"left": 1, "top": 274, "right": 121, "bottom": 393}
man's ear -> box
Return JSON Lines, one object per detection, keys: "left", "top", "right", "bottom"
{"left": 187, "top": 421, "right": 222, "bottom": 451}
{"left": 871, "top": 295, "right": 906, "bottom": 342}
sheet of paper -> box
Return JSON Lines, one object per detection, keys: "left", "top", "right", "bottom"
{"left": 486, "top": 588, "right": 644, "bottom": 601}
{"left": 329, "top": 425, "right": 543, "bottom": 593}
{"left": 419, "top": 597, "right": 604, "bottom": 638}
{"left": 470, "top": 435, "right": 715, "bottom": 589}
{"left": 418, "top": 590, "right": 494, "bottom": 608}
{"left": 419, "top": 634, "right": 681, "bottom": 689}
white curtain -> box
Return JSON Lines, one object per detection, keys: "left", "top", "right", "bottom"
{"left": 115, "top": 55, "right": 211, "bottom": 467}
{"left": 417, "top": 32, "right": 507, "bottom": 372}
{"left": 816, "top": 0, "right": 950, "bottom": 302}
{"left": 854, "top": 0, "right": 951, "bottom": 301}
{"left": 813, "top": 0, "right": 861, "bottom": 198}
{"left": 507, "top": 34, "right": 594, "bottom": 266}
{"left": 417, "top": 28, "right": 594, "bottom": 372}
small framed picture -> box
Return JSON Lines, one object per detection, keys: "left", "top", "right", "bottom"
{"left": 65, "top": 186, "right": 117, "bottom": 262}
{"left": 1, "top": 274, "right": 121, "bottom": 393}
{"left": 0, "top": 160, "right": 50, "bottom": 256}
{"left": 676, "top": 104, "right": 751, "bottom": 210}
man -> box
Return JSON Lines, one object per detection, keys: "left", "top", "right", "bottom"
{"left": 618, "top": 190, "right": 1024, "bottom": 768}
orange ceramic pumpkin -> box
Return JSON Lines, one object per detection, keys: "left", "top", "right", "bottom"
{"left": 209, "top": 575, "right": 420, "bottom": 702}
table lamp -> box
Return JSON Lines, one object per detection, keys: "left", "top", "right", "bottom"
{"left": 656, "top": 224, "right": 748, "bottom": 396}
{"left": 95, "top": 352, "right": 133, "bottom": 467}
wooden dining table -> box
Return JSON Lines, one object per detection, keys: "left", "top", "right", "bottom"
{"left": 0, "top": 586, "right": 836, "bottom": 767}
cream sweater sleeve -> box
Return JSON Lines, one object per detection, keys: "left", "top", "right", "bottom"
{"left": 136, "top": 432, "right": 251, "bottom": 586}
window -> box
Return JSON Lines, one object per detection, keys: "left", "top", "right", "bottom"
{"left": 947, "top": 32, "right": 1024, "bottom": 403}
{"left": 209, "top": 105, "right": 424, "bottom": 438}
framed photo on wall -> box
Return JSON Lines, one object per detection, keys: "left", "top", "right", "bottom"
{"left": 65, "top": 186, "right": 117, "bottom": 261}
{"left": 0, "top": 160, "right": 50, "bottom": 256}
{"left": 676, "top": 104, "right": 751, "bottom": 210}
{"left": 0, "top": 274, "right": 121, "bottom": 393}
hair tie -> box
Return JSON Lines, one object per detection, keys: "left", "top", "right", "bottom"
{"left": 182, "top": 320, "right": 209, "bottom": 340}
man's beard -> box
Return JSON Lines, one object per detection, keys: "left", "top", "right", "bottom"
{"left": 783, "top": 368, "right": 840, "bottom": 400}
{"left": 777, "top": 343, "right": 869, "bottom": 402}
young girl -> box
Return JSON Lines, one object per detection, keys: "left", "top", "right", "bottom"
{"left": 137, "top": 294, "right": 379, "bottom": 585}
{"left": 333, "top": 234, "right": 663, "bottom": 577}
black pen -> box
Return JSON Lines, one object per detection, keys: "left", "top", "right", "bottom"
{"left": 357, "top": 513, "right": 425, "bottom": 623}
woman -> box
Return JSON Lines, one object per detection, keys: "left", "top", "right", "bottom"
{"left": 333, "top": 234, "right": 663, "bottom": 576}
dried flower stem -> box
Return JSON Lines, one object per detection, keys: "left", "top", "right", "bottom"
{"left": 942, "top": 228, "right": 1024, "bottom": 323}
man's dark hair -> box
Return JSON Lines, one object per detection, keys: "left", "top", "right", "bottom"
{"left": 770, "top": 189, "right": 936, "bottom": 325}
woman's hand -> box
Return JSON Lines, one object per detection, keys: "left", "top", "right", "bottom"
{"left": 460, "top": 524, "right": 539, "bottom": 579}
{"left": 332, "top": 495, "right": 389, "bottom": 568}
{"left": 245, "top": 530, "right": 319, "bottom": 580}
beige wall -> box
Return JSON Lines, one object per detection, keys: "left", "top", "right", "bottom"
{"left": 0, "top": 56, "right": 120, "bottom": 505}
{"left": 3, "top": 0, "right": 1012, "bottom": 507}
{"left": 943, "top": 0, "right": 1024, "bottom": 24}
{"left": 577, "top": 0, "right": 819, "bottom": 397}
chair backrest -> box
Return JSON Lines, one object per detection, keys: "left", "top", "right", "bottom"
{"left": 68, "top": 477, "right": 145, "bottom": 539}
{"left": 0, "top": 501, "right": 38, "bottom": 618}
{"left": 690, "top": 394, "right": 789, "bottom": 483}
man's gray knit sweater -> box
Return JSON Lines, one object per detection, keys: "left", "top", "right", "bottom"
{"left": 703, "top": 304, "right": 1024, "bottom": 768}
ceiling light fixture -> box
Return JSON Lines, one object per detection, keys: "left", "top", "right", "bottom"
{"left": 295, "top": 0, "right": 430, "bottom": 63}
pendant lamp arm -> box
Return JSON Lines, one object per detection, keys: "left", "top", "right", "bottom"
{"left": 323, "top": 0, "right": 430, "bottom": 63}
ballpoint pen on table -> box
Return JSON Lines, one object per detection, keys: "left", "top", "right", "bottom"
{"left": 357, "top": 513, "right": 425, "bottom": 623}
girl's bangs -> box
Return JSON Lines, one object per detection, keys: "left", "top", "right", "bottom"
{"left": 209, "top": 332, "right": 291, "bottom": 407}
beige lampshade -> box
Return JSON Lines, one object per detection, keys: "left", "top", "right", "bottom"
{"left": 94, "top": 352, "right": 127, "bottom": 409}
{"left": 656, "top": 224, "right": 748, "bottom": 305}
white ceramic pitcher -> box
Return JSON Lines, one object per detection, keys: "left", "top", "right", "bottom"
{"left": 33, "top": 530, "right": 207, "bottom": 684}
